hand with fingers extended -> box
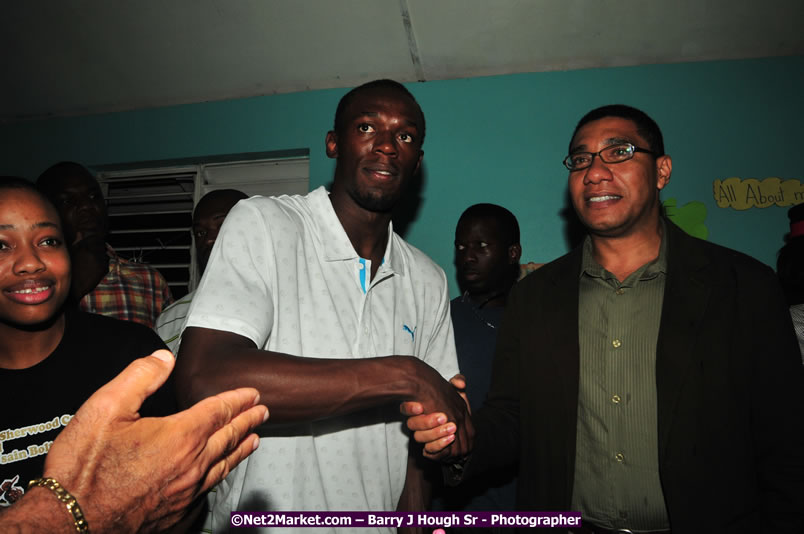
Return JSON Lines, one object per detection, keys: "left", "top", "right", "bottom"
{"left": 39, "top": 349, "right": 269, "bottom": 534}
{"left": 401, "top": 373, "right": 474, "bottom": 461}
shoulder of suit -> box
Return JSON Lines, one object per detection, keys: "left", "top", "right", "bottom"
{"left": 669, "top": 222, "right": 773, "bottom": 275}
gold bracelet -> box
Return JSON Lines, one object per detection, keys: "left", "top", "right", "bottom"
{"left": 28, "top": 477, "right": 90, "bottom": 533}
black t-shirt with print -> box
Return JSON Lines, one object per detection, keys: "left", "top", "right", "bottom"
{"left": 0, "top": 310, "right": 176, "bottom": 507}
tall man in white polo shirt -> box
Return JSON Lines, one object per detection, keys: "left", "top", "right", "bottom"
{"left": 175, "top": 79, "right": 471, "bottom": 532}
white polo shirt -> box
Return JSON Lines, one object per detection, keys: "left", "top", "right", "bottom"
{"left": 154, "top": 290, "right": 194, "bottom": 354}
{"left": 185, "top": 186, "right": 459, "bottom": 533}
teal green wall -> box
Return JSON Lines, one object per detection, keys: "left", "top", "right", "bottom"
{"left": 2, "top": 56, "right": 802, "bottom": 297}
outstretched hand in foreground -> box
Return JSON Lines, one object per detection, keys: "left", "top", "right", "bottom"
{"left": 27, "top": 349, "right": 267, "bottom": 534}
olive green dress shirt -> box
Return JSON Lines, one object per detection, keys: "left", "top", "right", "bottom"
{"left": 570, "top": 229, "right": 670, "bottom": 531}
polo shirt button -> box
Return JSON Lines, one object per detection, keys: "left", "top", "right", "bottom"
{"left": 615, "top": 452, "right": 625, "bottom": 463}
{"left": 615, "top": 288, "right": 625, "bottom": 295}
{"left": 612, "top": 339, "right": 622, "bottom": 348}
{"left": 611, "top": 394, "right": 621, "bottom": 404}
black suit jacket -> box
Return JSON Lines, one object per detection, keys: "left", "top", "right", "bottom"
{"left": 469, "top": 221, "right": 804, "bottom": 533}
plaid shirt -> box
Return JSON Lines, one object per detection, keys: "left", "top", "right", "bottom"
{"left": 79, "top": 245, "right": 174, "bottom": 328}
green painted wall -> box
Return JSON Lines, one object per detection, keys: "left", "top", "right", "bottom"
{"left": 2, "top": 56, "right": 801, "bottom": 297}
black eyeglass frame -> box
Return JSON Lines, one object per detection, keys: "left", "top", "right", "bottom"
{"left": 563, "top": 143, "right": 658, "bottom": 171}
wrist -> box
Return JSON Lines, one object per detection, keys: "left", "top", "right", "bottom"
{"left": 27, "top": 478, "right": 89, "bottom": 533}
{"left": 443, "top": 454, "right": 471, "bottom": 486}
{"left": 386, "top": 355, "right": 423, "bottom": 400}
{"left": 3, "top": 487, "right": 76, "bottom": 534}
{"left": 43, "top": 468, "right": 125, "bottom": 534}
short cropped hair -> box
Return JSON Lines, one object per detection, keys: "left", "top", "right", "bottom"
{"left": 193, "top": 189, "right": 248, "bottom": 218}
{"left": 570, "top": 104, "right": 665, "bottom": 156}
{"left": 333, "top": 79, "right": 426, "bottom": 144}
{"left": 36, "top": 161, "right": 96, "bottom": 198}
{"left": 458, "top": 203, "right": 520, "bottom": 247}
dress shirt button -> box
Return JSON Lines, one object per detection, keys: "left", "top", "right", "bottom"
{"left": 615, "top": 288, "right": 625, "bottom": 295}
{"left": 611, "top": 394, "right": 621, "bottom": 404}
{"left": 612, "top": 339, "right": 622, "bottom": 348}
{"left": 615, "top": 452, "right": 625, "bottom": 463}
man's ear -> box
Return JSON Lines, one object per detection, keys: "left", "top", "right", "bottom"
{"left": 508, "top": 243, "right": 522, "bottom": 264}
{"left": 325, "top": 131, "right": 338, "bottom": 159}
{"left": 414, "top": 150, "right": 423, "bottom": 176}
{"left": 656, "top": 154, "right": 672, "bottom": 191}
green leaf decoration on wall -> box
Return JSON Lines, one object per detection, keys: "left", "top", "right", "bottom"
{"left": 663, "top": 198, "right": 708, "bottom": 240}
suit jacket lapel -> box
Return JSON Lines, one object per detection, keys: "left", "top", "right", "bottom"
{"left": 545, "top": 246, "right": 583, "bottom": 500}
{"left": 655, "top": 221, "right": 713, "bottom": 462}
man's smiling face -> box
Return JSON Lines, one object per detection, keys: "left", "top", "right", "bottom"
{"left": 568, "top": 116, "right": 671, "bottom": 238}
{"left": 327, "top": 85, "right": 424, "bottom": 214}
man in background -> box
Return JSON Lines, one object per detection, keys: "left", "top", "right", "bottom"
{"left": 776, "top": 202, "right": 804, "bottom": 362}
{"left": 436, "top": 203, "right": 521, "bottom": 529}
{"left": 37, "top": 161, "right": 173, "bottom": 327}
{"left": 156, "top": 188, "right": 247, "bottom": 353}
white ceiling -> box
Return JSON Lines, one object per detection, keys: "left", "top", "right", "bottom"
{"left": 2, "top": 0, "right": 802, "bottom": 122}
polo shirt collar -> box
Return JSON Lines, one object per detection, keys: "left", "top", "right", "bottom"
{"left": 308, "top": 187, "right": 406, "bottom": 275}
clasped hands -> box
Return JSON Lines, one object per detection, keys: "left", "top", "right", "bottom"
{"left": 400, "top": 374, "right": 474, "bottom": 462}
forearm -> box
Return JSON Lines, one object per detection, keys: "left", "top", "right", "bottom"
{"left": 397, "top": 447, "right": 433, "bottom": 534}
{"left": 397, "top": 446, "right": 433, "bottom": 512}
{"left": 201, "top": 352, "right": 420, "bottom": 423}
{"left": 1, "top": 487, "right": 78, "bottom": 534}
{"left": 176, "top": 327, "right": 434, "bottom": 422}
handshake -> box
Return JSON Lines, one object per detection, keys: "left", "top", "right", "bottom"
{"left": 401, "top": 374, "right": 475, "bottom": 462}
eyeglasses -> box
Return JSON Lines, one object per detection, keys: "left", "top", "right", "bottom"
{"left": 563, "top": 143, "right": 657, "bottom": 171}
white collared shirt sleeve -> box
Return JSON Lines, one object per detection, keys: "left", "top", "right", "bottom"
{"left": 184, "top": 200, "right": 275, "bottom": 347}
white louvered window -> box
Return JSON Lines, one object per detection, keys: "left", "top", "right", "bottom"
{"left": 97, "top": 156, "right": 309, "bottom": 298}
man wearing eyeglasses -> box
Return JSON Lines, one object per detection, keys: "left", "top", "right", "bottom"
{"left": 404, "top": 105, "right": 804, "bottom": 533}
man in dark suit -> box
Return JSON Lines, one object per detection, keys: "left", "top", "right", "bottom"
{"left": 404, "top": 105, "right": 804, "bottom": 533}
